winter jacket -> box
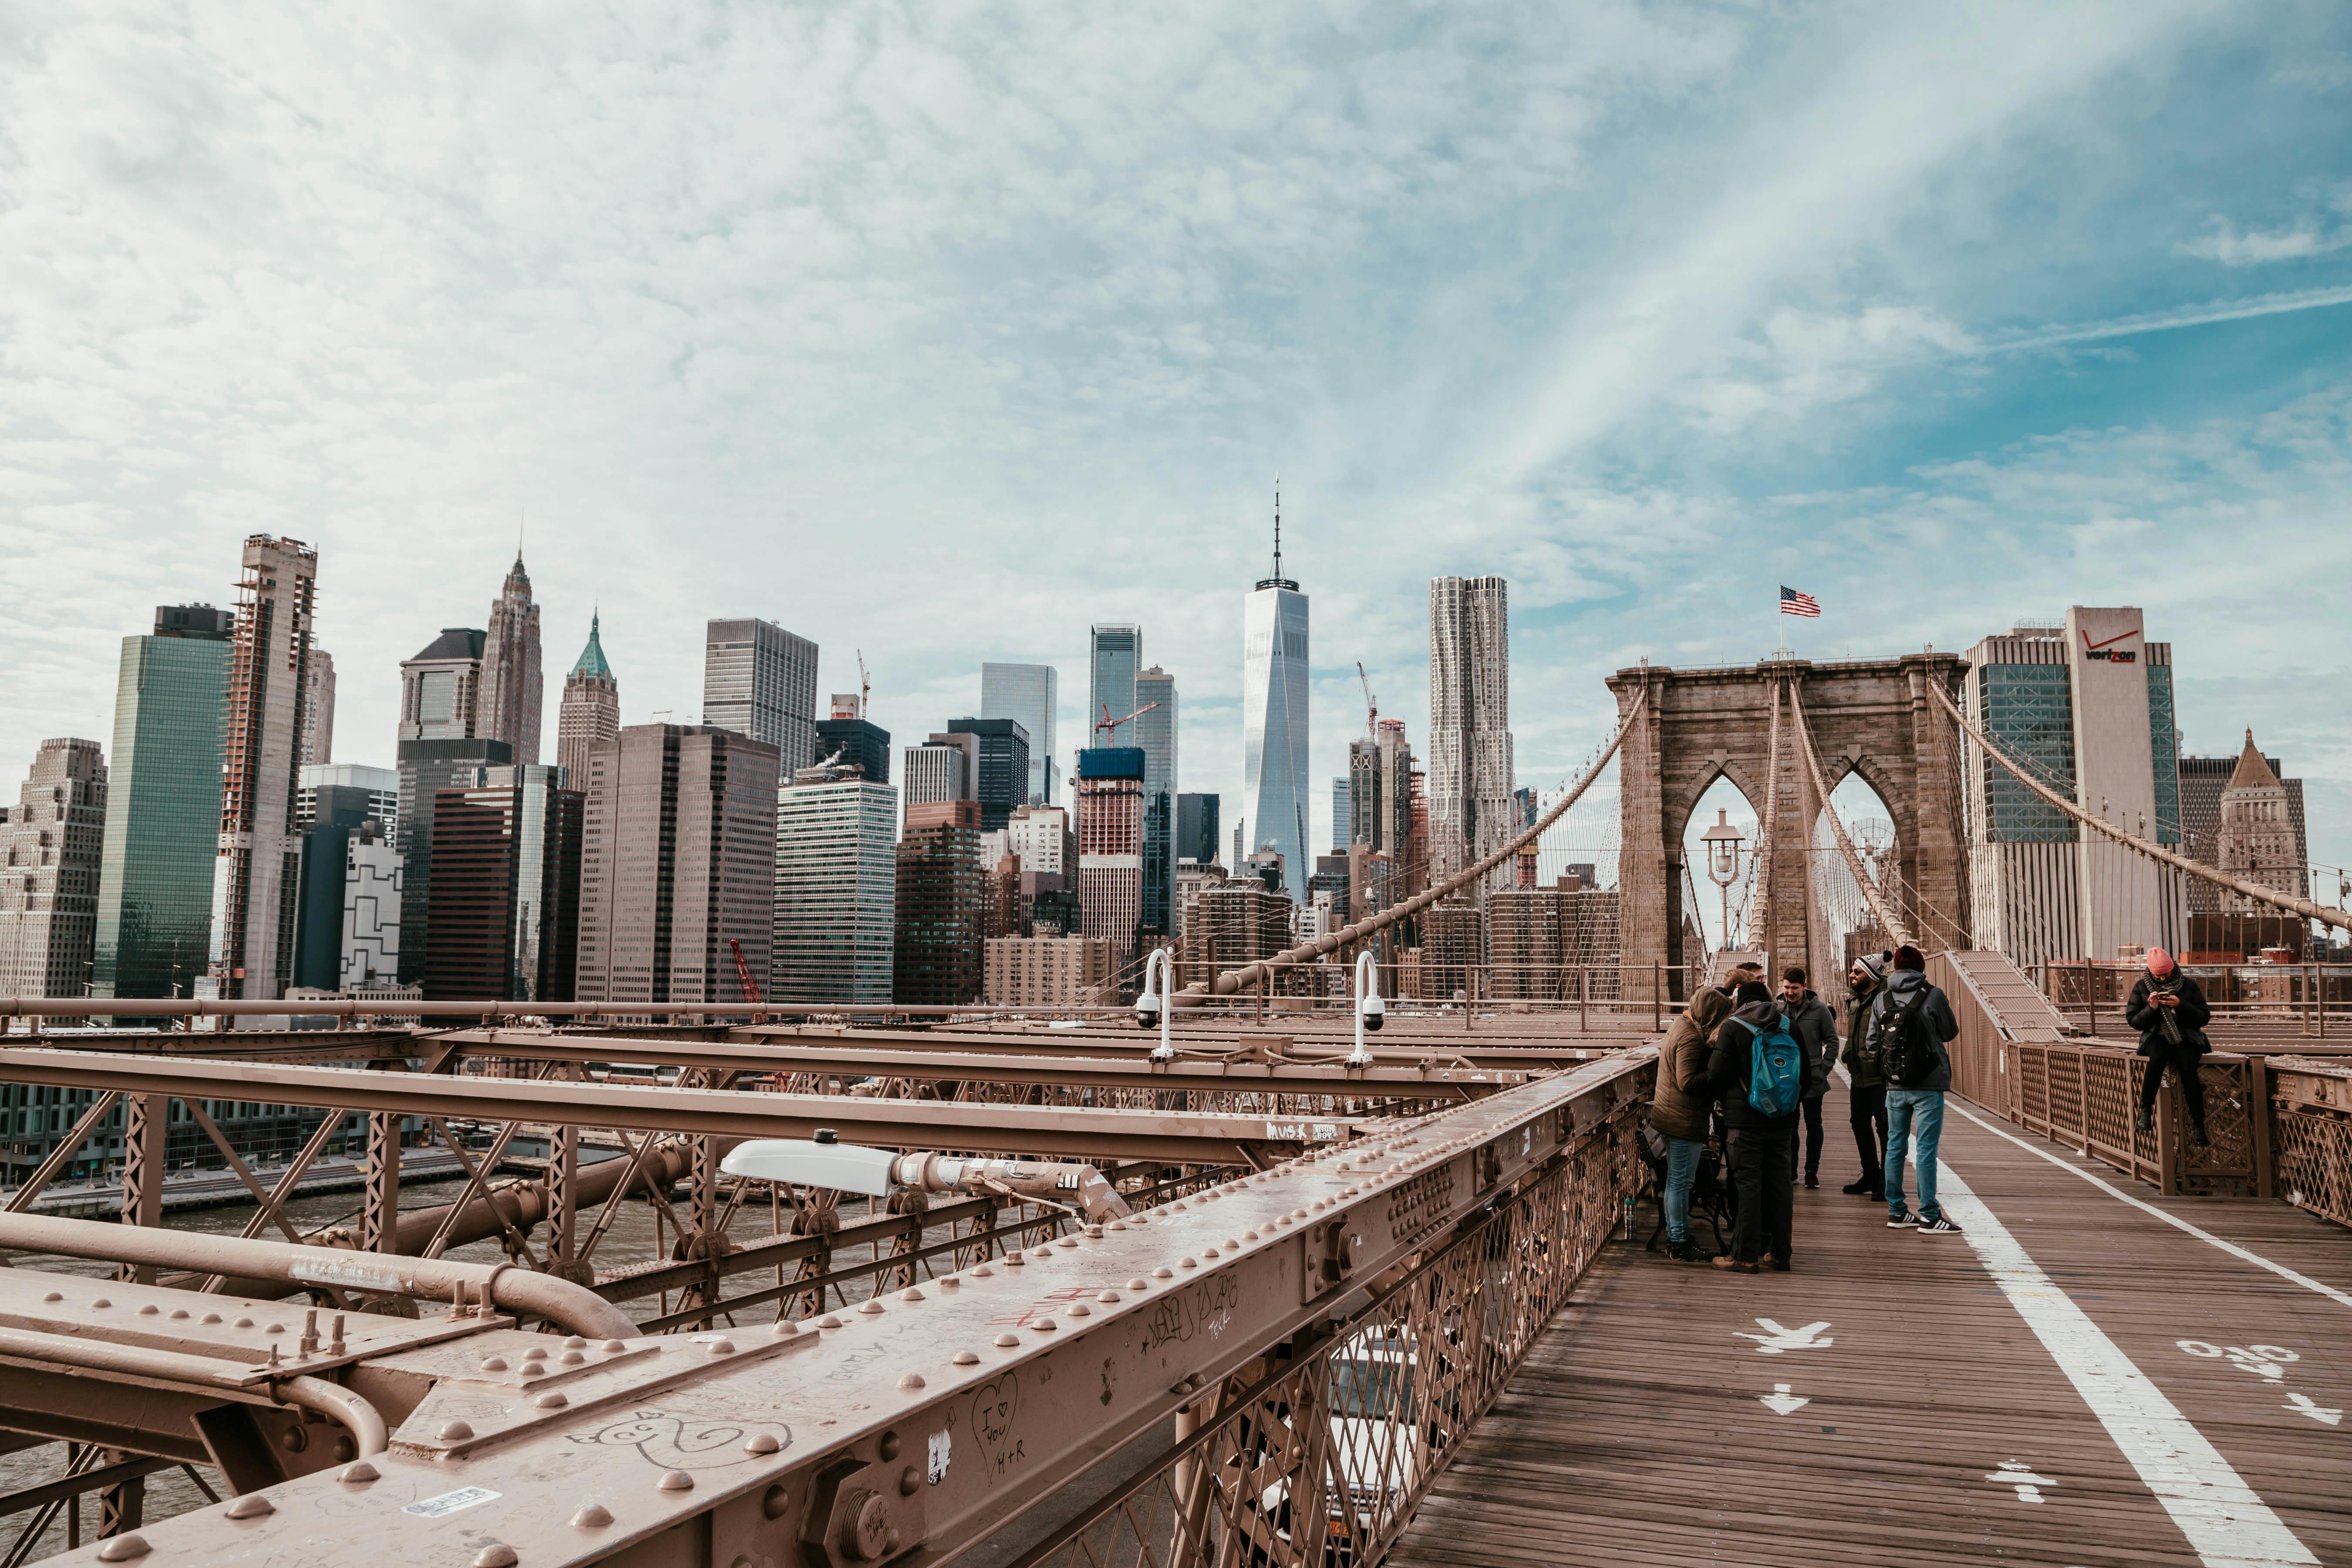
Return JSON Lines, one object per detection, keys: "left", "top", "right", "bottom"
{"left": 2126, "top": 974, "right": 2212, "bottom": 1058}
{"left": 1841, "top": 980, "right": 1885, "bottom": 1090}
{"left": 1782, "top": 991, "right": 1839, "bottom": 1101}
{"left": 1708, "top": 999, "right": 1801, "bottom": 1129}
{"left": 1650, "top": 988, "right": 1734, "bottom": 1143}
{"left": 1865, "top": 970, "right": 1960, "bottom": 1092}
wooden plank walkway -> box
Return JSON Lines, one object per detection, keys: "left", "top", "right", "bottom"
{"left": 1390, "top": 1083, "right": 2352, "bottom": 1568}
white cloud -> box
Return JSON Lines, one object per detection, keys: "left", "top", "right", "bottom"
{"left": 2177, "top": 214, "right": 2352, "bottom": 266}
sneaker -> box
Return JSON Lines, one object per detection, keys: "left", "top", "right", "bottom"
{"left": 1841, "top": 1179, "right": 1874, "bottom": 1195}
{"left": 1667, "top": 1238, "right": 1703, "bottom": 1262}
{"left": 1917, "top": 1215, "right": 1964, "bottom": 1236}
{"left": 1886, "top": 1213, "right": 1918, "bottom": 1229}
{"left": 1711, "top": 1255, "right": 1761, "bottom": 1274}
{"left": 2135, "top": 1108, "right": 2153, "bottom": 1133}
{"left": 1804, "top": 1175, "right": 1819, "bottom": 1189}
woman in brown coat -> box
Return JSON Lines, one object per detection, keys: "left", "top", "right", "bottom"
{"left": 1650, "top": 987, "right": 1733, "bottom": 1261}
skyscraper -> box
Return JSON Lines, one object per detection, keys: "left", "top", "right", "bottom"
{"left": 981, "top": 662, "right": 1058, "bottom": 805}
{"left": 704, "top": 618, "right": 818, "bottom": 771}
{"left": 92, "top": 606, "right": 232, "bottom": 1004}
{"left": 1088, "top": 626, "right": 1141, "bottom": 747}
{"left": 1076, "top": 745, "right": 1146, "bottom": 963}
{"left": 576, "top": 725, "right": 780, "bottom": 1005}
{"left": 479, "top": 554, "right": 544, "bottom": 766}
{"left": 904, "top": 736, "right": 975, "bottom": 809}
{"left": 1133, "top": 668, "right": 1177, "bottom": 937}
{"left": 2216, "top": 732, "right": 2305, "bottom": 907}
{"left": 774, "top": 767, "right": 899, "bottom": 1004}
{"left": 290, "top": 779, "right": 403, "bottom": 994}
{"left": 1176, "top": 792, "right": 1220, "bottom": 868}
{"left": 302, "top": 649, "right": 336, "bottom": 766}
{"left": 894, "top": 798, "right": 985, "bottom": 1005}
{"left": 209, "top": 535, "right": 319, "bottom": 1001}
{"left": 400, "top": 628, "right": 486, "bottom": 741}
{"left": 1348, "top": 721, "right": 1414, "bottom": 858}
{"left": 1242, "top": 493, "right": 1309, "bottom": 903}
{"left": 1428, "top": 575, "right": 1512, "bottom": 894}
{"left": 298, "top": 764, "right": 399, "bottom": 837}
{"left": 1331, "top": 776, "right": 1350, "bottom": 853}
{"left": 816, "top": 692, "right": 891, "bottom": 782}
{"left": 395, "top": 738, "right": 512, "bottom": 984}
{"left": 941, "top": 719, "right": 1032, "bottom": 832}
{"left": 556, "top": 612, "right": 620, "bottom": 785}
{"left": 0, "top": 738, "right": 108, "bottom": 998}
{"left": 423, "top": 764, "right": 582, "bottom": 1001}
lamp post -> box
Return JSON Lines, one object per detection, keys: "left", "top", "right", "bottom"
{"left": 1700, "top": 808, "right": 1746, "bottom": 953}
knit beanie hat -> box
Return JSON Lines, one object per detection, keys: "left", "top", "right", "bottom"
{"left": 1893, "top": 944, "right": 1925, "bottom": 973}
{"left": 2147, "top": 946, "right": 2177, "bottom": 977}
{"left": 1856, "top": 952, "right": 1889, "bottom": 982}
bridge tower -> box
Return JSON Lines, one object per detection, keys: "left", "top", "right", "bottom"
{"left": 1608, "top": 654, "right": 1969, "bottom": 1001}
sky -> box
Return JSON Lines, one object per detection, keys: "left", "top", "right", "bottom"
{"left": 4, "top": 1, "right": 2349, "bottom": 888}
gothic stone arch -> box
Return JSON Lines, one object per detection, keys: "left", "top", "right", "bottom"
{"left": 1608, "top": 654, "right": 1969, "bottom": 1001}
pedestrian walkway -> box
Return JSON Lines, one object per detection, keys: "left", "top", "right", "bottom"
{"left": 1388, "top": 1084, "right": 2352, "bottom": 1568}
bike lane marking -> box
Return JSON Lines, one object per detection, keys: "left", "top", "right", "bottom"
{"left": 1936, "top": 1153, "right": 2319, "bottom": 1568}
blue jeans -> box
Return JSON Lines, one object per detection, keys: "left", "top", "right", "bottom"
{"left": 1662, "top": 1135, "right": 1704, "bottom": 1242}
{"left": 1885, "top": 1088, "right": 1945, "bottom": 1220}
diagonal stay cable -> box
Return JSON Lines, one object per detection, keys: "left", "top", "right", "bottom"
{"left": 1929, "top": 682, "right": 2347, "bottom": 935}
{"left": 1786, "top": 682, "right": 1914, "bottom": 950}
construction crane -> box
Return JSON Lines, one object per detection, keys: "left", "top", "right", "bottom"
{"left": 1357, "top": 661, "right": 1377, "bottom": 739}
{"left": 856, "top": 649, "right": 870, "bottom": 719}
{"left": 1094, "top": 700, "right": 1160, "bottom": 744}
{"left": 726, "top": 937, "right": 763, "bottom": 1005}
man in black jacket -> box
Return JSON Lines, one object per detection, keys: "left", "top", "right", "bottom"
{"left": 1778, "top": 966, "right": 1839, "bottom": 1189}
{"left": 1875, "top": 946, "right": 1962, "bottom": 1236}
{"left": 2128, "top": 947, "right": 2212, "bottom": 1150}
{"left": 1707, "top": 980, "right": 1798, "bottom": 1274}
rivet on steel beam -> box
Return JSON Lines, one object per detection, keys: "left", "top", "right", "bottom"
{"left": 1108, "top": 1221, "right": 1128, "bottom": 1232}
{"left": 481, "top": 1356, "right": 510, "bottom": 1373}
{"left": 1055, "top": 1237, "right": 1078, "bottom": 1250}
{"left": 339, "top": 1461, "right": 379, "bottom": 1484}
{"left": 1228, "top": 1237, "right": 1245, "bottom": 1248}
{"left": 94, "top": 1533, "right": 149, "bottom": 1561}
{"left": 265, "top": 1323, "right": 285, "bottom": 1334}
{"left": 40, "top": 1292, "right": 60, "bottom": 1303}
{"left": 1127, "top": 1277, "right": 1149, "bottom": 1290}
{"left": 138, "top": 1304, "right": 159, "bottom": 1316}
{"left": 168, "top": 1308, "right": 188, "bottom": 1320}
{"left": 1084, "top": 1225, "right": 1105, "bottom": 1239}
{"left": 744, "top": 1432, "right": 782, "bottom": 1454}
{"left": 564, "top": 1336, "right": 588, "bottom": 1349}
{"left": 1179, "top": 1257, "right": 1199, "bottom": 1269}
{"left": 1152, "top": 1267, "right": 1173, "bottom": 1279}
{"left": 439, "top": 1420, "right": 475, "bottom": 1441}
{"left": 1065, "top": 1304, "right": 1090, "bottom": 1319}
{"left": 92, "top": 1298, "right": 112, "bottom": 1309}
{"left": 899, "top": 1288, "right": 924, "bottom": 1302}
{"left": 1201, "top": 1247, "right": 1220, "bottom": 1259}
{"left": 706, "top": 1338, "right": 738, "bottom": 1354}
{"left": 472, "top": 1546, "right": 519, "bottom": 1568}
{"left": 857, "top": 1302, "right": 885, "bottom": 1316}
{"left": 571, "top": 1503, "right": 614, "bottom": 1528}
{"left": 899, "top": 1373, "right": 927, "bottom": 1390}
{"left": 818, "top": 1315, "right": 844, "bottom": 1330}
{"left": 1275, "top": 1216, "right": 1292, "bottom": 1228}
{"left": 971, "top": 1263, "right": 995, "bottom": 1277}
{"left": 940, "top": 1277, "right": 961, "bottom": 1291}
{"left": 1096, "top": 1291, "right": 1121, "bottom": 1303}
{"left": 225, "top": 1493, "right": 274, "bottom": 1519}
{"left": 601, "top": 1339, "right": 628, "bottom": 1353}
{"left": 202, "top": 1313, "right": 222, "bottom": 1325}
{"left": 770, "top": 1321, "right": 799, "bottom": 1339}
{"left": 559, "top": 1349, "right": 585, "bottom": 1364}
{"left": 657, "top": 1470, "right": 694, "bottom": 1491}
{"left": 1005, "top": 1252, "right": 1027, "bottom": 1267}
{"left": 1031, "top": 1318, "right": 1058, "bottom": 1332}
{"left": 992, "top": 1333, "right": 1019, "bottom": 1348}
{"left": 535, "top": 1391, "right": 568, "bottom": 1409}
{"left": 954, "top": 1350, "right": 981, "bottom": 1365}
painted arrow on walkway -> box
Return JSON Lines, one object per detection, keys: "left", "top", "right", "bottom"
{"left": 1758, "top": 1383, "right": 1810, "bottom": 1416}
{"left": 2284, "top": 1393, "right": 2341, "bottom": 1426}
{"left": 1736, "top": 1318, "right": 1832, "bottom": 1354}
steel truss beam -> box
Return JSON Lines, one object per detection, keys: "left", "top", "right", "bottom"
{"left": 0, "top": 1049, "right": 1359, "bottom": 1164}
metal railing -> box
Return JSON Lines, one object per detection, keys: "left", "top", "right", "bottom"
{"left": 1009, "top": 1078, "right": 1648, "bottom": 1568}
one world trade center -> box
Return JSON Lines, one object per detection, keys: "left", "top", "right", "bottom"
{"left": 1241, "top": 487, "right": 1309, "bottom": 900}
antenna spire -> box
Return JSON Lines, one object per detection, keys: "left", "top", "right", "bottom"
{"left": 1273, "top": 476, "right": 1282, "bottom": 579}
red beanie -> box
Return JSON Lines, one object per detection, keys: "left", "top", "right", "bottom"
{"left": 2147, "top": 946, "right": 2176, "bottom": 977}
{"left": 1893, "top": 944, "right": 1925, "bottom": 972}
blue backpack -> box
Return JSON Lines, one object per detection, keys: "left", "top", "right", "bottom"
{"left": 1733, "top": 1013, "right": 1805, "bottom": 1119}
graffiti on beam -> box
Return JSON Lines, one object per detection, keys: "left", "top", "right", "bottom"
{"left": 1141, "top": 1274, "right": 1242, "bottom": 1353}
{"left": 971, "top": 1372, "right": 1024, "bottom": 1485}
{"left": 568, "top": 1410, "right": 792, "bottom": 1470}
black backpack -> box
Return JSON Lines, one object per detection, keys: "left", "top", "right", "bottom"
{"left": 1872, "top": 984, "right": 1938, "bottom": 1088}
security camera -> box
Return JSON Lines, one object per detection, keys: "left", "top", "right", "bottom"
{"left": 1134, "top": 992, "right": 1162, "bottom": 1029}
{"left": 1360, "top": 994, "right": 1386, "bottom": 1034}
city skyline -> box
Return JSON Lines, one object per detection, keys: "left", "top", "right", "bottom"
{"left": 4, "top": 7, "right": 2351, "bottom": 876}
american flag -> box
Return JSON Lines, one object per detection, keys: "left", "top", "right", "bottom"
{"left": 1780, "top": 585, "right": 1821, "bottom": 618}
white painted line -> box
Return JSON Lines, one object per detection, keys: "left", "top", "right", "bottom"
{"left": 1937, "top": 1155, "right": 2318, "bottom": 1568}
{"left": 1947, "top": 1098, "right": 2352, "bottom": 1313}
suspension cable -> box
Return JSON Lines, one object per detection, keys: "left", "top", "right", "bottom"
{"left": 1181, "top": 688, "right": 1648, "bottom": 1000}
{"left": 1928, "top": 681, "right": 2347, "bottom": 935}
{"left": 1787, "top": 683, "right": 1915, "bottom": 950}
{"left": 1753, "top": 673, "right": 1781, "bottom": 967}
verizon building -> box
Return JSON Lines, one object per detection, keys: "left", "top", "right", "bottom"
{"left": 1962, "top": 606, "right": 2187, "bottom": 967}
{"left": 576, "top": 725, "right": 780, "bottom": 1005}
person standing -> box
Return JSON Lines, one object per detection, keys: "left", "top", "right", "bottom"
{"left": 1777, "top": 966, "right": 1839, "bottom": 1189}
{"left": 1649, "top": 987, "right": 1734, "bottom": 1262}
{"left": 2128, "top": 947, "right": 2212, "bottom": 1150}
{"left": 1840, "top": 952, "right": 1891, "bottom": 1198}
{"left": 1875, "top": 945, "right": 1962, "bottom": 1235}
{"left": 1708, "top": 979, "right": 1801, "bottom": 1273}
